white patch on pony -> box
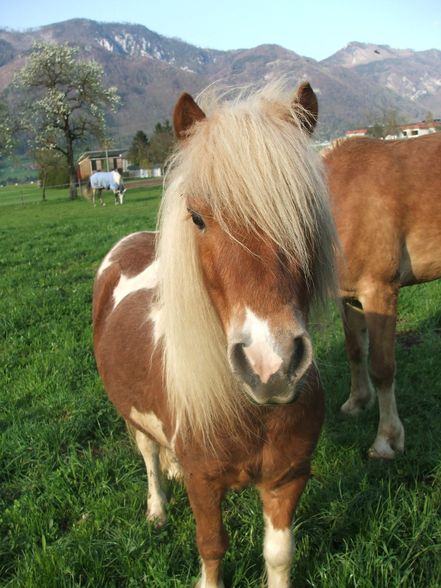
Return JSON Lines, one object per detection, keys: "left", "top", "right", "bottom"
{"left": 241, "top": 308, "right": 283, "bottom": 383}
{"left": 198, "top": 563, "right": 225, "bottom": 588}
{"left": 129, "top": 406, "right": 170, "bottom": 448}
{"left": 369, "top": 381, "right": 405, "bottom": 459}
{"left": 113, "top": 260, "right": 159, "bottom": 309}
{"left": 263, "top": 514, "right": 294, "bottom": 588}
{"left": 149, "top": 302, "right": 164, "bottom": 344}
{"left": 97, "top": 232, "right": 146, "bottom": 277}
{"left": 97, "top": 249, "right": 115, "bottom": 277}
{"left": 134, "top": 429, "right": 167, "bottom": 525}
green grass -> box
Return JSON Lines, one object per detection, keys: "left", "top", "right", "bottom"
{"left": 1, "top": 185, "right": 440, "bottom": 587}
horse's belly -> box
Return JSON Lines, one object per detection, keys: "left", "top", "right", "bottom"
{"left": 402, "top": 231, "right": 441, "bottom": 285}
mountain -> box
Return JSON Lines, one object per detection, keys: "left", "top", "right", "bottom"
{"left": 0, "top": 21, "right": 439, "bottom": 142}
{"left": 323, "top": 42, "right": 441, "bottom": 115}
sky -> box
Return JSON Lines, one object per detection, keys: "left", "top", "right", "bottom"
{"left": 1, "top": 0, "right": 440, "bottom": 61}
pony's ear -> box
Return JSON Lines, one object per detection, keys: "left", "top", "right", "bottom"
{"left": 292, "top": 81, "right": 318, "bottom": 134}
{"left": 173, "top": 93, "right": 206, "bottom": 139}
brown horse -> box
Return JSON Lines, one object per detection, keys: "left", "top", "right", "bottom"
{"left": 325, "top": 132, "right": 441, "bottom": 459}
{"left": 93, "top": 81, "right": 338, "bottom": 587}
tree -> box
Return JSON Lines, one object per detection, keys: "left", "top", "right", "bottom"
{"left": 382, "top": 110, "right": 402, "bottom": 138}
{"left": 128, "top": 130, "right": 150, "bottom": 167}
{"left": 367, "top": 110, "right": 403, "bottom": 139}
{"left": 34, "top": 149, "right": 68, "bottom": 200}
{"left": 13, "top": 42, "right": 120, "bottom": 198}
{"left": 366, "top": 123, "right": 386, "bottom": 139}
{"left": 148, "top": 120, "right": 175, "bottom": 164}
{"left": 0, "top": 99, "right": 14, "bottom": 158}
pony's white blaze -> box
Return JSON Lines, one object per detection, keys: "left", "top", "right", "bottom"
{"left": 263, "top": 515, "right": 294, "bottom": 588}
{"left": 113, "top": 260, "right": 159, "bottom": 309}
{"left": 241, "top": 308, "right": 283, "bottom": 384}
{"left": 129, "top": 406, "right": 171, "bottom": 448}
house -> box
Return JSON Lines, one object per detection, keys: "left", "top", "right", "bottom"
{"left": 400, "top": 120, "right": 441, "bottom": 138}
{"left": 126, "top": 164, "right": 163, "bottom": 179}
{"left": 345, "top": 128, "right": 368, "bottom": 138}
{"left": 345, "top": 119, "right": 441, "bottom": 140}
{"left": 77, "top": 149, "right": 128, "bottom": 181}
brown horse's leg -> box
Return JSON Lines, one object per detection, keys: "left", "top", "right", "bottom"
{"left": 340, "top": 299, "right": 376, "bottom": 415}
{"left": 185, "top": 476, "right": 227, "bottom": 588}
{"left": 259, "top": 474, "right": 309, "bottom": 588}
{"left": 133, "top": 429, "right": 167, "bottom": 525}
{"left": 361, "top": 287, "right": 405, "bottom": 459}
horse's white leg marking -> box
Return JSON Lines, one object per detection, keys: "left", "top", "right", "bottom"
{"left": 341, "top": 302, "right": 376, "bottom": 415}
{"left": 196, "top": 563, "right": 225, "bottom": 588}
{"left": 263, "top": 514, "right": 293, "bottom": 588}
{"left": 369, "top": 381, "right": 404, "bottom": 459}
{"left": 134, "top": 429, "right": 167, "bottom": 526}
{"left": 239, "top": 308, "right": 283, "bottom": 383}
{"left": 113, "top": 260, "right": 159, "bottom": 308}
{"left": 129, "top": 406, "right": 170, "bottom": 448}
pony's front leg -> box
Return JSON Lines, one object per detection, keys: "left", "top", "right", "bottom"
{"left": 133, "top": 428, "right": 167, "bottom": 525}
{"left": 340, "top": 299, "right": 375, "bottom": 415}
{"left": 259, "top": 474, "right": 309, "bottom": 588}
{"left": 185, "top": 475, "right": 227, "bottom": 588}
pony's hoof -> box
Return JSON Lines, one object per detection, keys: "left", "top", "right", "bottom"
{"left": 368, "top": 444, "right": 396, "bottom": 460}
{"left": 368, "top": 424, "right": 405, "bottom": 459}
{"left": 194, "top": 579, "right": 224, "bottom": 588}
{"left": 146, "top": 510, "right": 167, "bottom": 527}
{"left": 341, "top": 397, "right": 370, "bottom": 416}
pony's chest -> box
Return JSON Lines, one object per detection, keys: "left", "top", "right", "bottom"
{"left": 191, "top": 440, "right": 304, "bottom": 492}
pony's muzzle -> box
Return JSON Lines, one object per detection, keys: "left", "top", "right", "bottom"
{"left": 229, "top": 334, "right": 313, "bottom": 404}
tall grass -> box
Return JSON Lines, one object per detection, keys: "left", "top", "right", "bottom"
{"left": 1, "top": 186, "right": 440, "bottom": 587}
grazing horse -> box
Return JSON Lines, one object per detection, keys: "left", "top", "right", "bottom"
{"left": 93, "top": 81, "right": 338, "bottom": 587}
{"left": 88, "top": 170, "right": 126, "bottom": 206}
{"left": 324, "top": 133, "right": 441, "bottom": 459}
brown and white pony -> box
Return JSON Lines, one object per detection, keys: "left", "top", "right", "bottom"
{"left": 93, "top": 82, "right": 338, "bottom": 587}
{"left": 324, "top": 133, "right": 441, "bottom": 459}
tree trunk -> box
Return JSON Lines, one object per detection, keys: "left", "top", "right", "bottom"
{"left": 66, "top": 135, "right": 77, "bottom": 199}
{"left": 42, "top": 171, "right": 47, "bottom": 201}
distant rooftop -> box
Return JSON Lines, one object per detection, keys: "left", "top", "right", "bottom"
{"left": 78, "top": 149, "right": 127, "bottom": 162}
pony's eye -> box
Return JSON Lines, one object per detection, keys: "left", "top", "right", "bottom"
{"left": 190, "top": 211, "right": 206, "bottom": 231}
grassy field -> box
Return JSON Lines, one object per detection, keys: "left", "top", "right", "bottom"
{"left": 1, "top": 184, "right": 440, "bottom": 587}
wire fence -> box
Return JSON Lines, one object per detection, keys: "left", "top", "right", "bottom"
{"left": 0, "top": 176, "right": 164, "bottom": 207}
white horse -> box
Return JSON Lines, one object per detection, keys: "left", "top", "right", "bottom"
{"left": 88, "top": 171, "right": 126, "bottom": 206}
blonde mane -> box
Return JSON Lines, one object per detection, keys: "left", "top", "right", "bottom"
{"left": 155, "top": 83, "right": 338, "bottom": 441}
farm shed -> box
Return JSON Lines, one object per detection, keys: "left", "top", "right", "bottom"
{"left": 77, "top": 149, "right": 128, "bottom": 181}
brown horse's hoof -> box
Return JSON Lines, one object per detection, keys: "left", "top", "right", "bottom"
{"left": 341, "top": 395, "right": 374, "bottom": 416}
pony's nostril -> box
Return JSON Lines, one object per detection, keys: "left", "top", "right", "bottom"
{"left": 288, "top": 336, "right": 308, "bottom": 377}
{"left": 230, "top": 343, "right": 257, "bottom": 386}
